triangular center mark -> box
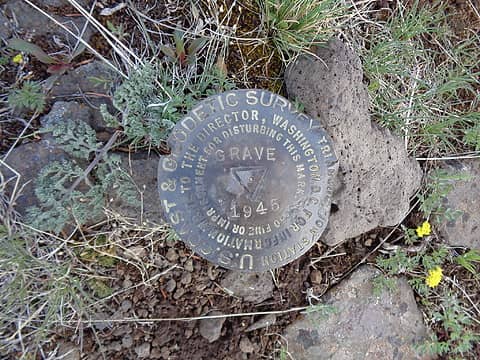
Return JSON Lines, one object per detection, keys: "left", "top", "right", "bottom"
{"left": 229, "top": 166, "right": 267, "bottom": 200}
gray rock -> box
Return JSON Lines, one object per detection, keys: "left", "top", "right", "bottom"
{"left": 4, "top": 0, "right": 95, "bottom": 45}
{"left": 437, "top": 159, "right": 480, "bottom": 249}
{"left": 121, "top": 334, "right": 133, "bottom": 348}
{"left": 40, "top": 101, "right": 106, "bottom": 131}
{"left": 184, "top": 258, "right": 194, "bottom": 272}
{"left": 50, "top": 61, "right": 116, "bottom": 110}
{"left": 1, "top": 141, "right": 71, "bottom": 216}
{"left": 165, "top": 279, "right": 176, "bottom": 293}
{"left": 180, "top": 272, "right": 192, "bottom": 285}
{"left": 0, "top": 12, "right": 12, "bottom": 40}
{"left": 134, "top": 342, "right": 151, "bottom": 358}
{"left": 245, "top": 314, "right": 276, "bottom": 332}
{"left": 285, "top": 39, "right": 422, "bottom": 246}
{"left": 57, "top": 341, "right": 80, "bottom": 360}
{"left": 107, "top": 152, "right": 165, "bottom": 225}
{"left": 199, "top": 311, "right": 225, "bottom": 343}
{"left": 220, "top": 271, "right": 274, "bottom": 304}
{"left": 239, "top": 337, "right": 255, "bottom": 353}
{"left": 283, "top": 266, "right": 430, "bottom": 360}
{"left": 165, "top": 248, "right": 179, "bottom": 262}
{"left": 310, "top": 270, "right": 322, "bottom": 285}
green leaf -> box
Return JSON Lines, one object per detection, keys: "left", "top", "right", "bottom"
{"left": 8, "top": 38, "right": 57, "bottom": 64}
{"left": 159, "top": 45, "right": 176, "bottom": 60}
{"left": 187, "top": 37, "right": 207, "bottom": 56}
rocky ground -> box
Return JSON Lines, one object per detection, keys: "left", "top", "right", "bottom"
{"left": 1, "top": 1, "right": 479, "bottom": 359}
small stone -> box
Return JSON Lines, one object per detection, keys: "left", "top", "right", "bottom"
{"left": 112, "top": 325, "right": 131, "bottom": 336}
{"left": 57, "top": 341, "right": 80, "bottom": 360}
{"left": 134, "top": 343, "right": 151, "bottom": 358}
{"left": 123, "top": 278, "right": 133, "bottom": 288}
{"left": 199, "top": 311, "right": 225, "bottom": 343}
{"left": 185, "top": 329, "right": 193, "bottom": 339}
{"left": 165, "top": 279, "right": 176, "bottom": 293}
{"left": 122, "top": 335, "right": 133, "bottom": 348}
{"left": 310, "top": 270, "right": 322, "bottom": 285}
{"left": 184, "top": 259, "right": 194, "bottom": 272}
{"left": 173, "top": 287, "right": 185, "bottom": 300}
{"left": 165, "top": 248, "right": 179, "bottom": 262}
{"left": 92, "top": 312, "right": 111, "bottom": 331}
{"left": 245, "top": 314, "right": 277, "bottom": 332}
{"left": 364, "top": 238, "right": 374, "bottom": 247}
{"left": 221, "top": 271, "right": 274, "bottom": 304}
{"left": 107, "top": 341, "right": 122, "bottom": 352}
{"left": 180, "top": 272, "right": 192, "bottom": 285}
{"left": 239, "top": 337, "right": 255, "bottom": 353}
{"left": 121, "top": 300, "right": 132, "bottom": 312}
{"left": 126, "top": 246, "right": 146, "bottom": 259}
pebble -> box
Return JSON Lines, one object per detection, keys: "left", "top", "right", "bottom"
{"left": 122, "top": 335, "right": 133, "bottom": 348}
{"left": 166, "top": 248, "right": 179, "bottom": 262}
{"left": 180, "top": 272, "right": 192, "bottom": 285}
{"left": 239, "top": 337, "right": 255, "bottom": 353}
{"left": 199, "top": 311, "right": 225, "bottom": 343}
{"left": 165, "top": 279, "right": 176, "bottom": 293}
{"left": 364, "top": 238, "right": 374, "bottom": 247}
{"left": 120, "top": 299, "right": 132, "bottom": 312}
{"left": 184, "top": 259, "right": 194, "bottom": 272}
{"left": 127, "top": 246, "right": 146, "bottom": 259}
{"left": 310, "top": 270, "right": 323, "bottom": 285}
{"left": 173, "top": 287, "right": 185, "bottom": 300}
{"left": 134, "top": 343, "right": 151, "bottom": 358}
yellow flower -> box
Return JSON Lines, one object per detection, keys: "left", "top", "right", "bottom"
{"left": 12, "top": 53, "right": 23, "bottom": 64}
{"left": 416, "top": 221, "right": 431, "bottom": 238}
{"left": 426, "top": 266, "right": 443, "bottom": 288}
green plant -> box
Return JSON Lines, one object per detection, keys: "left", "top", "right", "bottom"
{"left": 357, "top": 1, "right": 480, "bottom": 156}
{"left": 106, "top": 62, "right": 235, "bottom": 146}
{"left": 0, "top": 227, "right": 92, "bottom": 357}
{"left": 8, "top": 81, "right": 46, "bottom": 113}
{"left": 106, "top": 20, "right": 129, "bottom": 41}
{"left": 258, "top": 0, "right": 343, "bottom": 64}
{"left": 455, "top": 250, "right": 480, "bottom": 277}
{"left": 27, "top": 120, "right": 139, "bottom": 234}
{"left": 160, "top": 29, "right": 207, "bottom": 66}
{"left": 418, "top": 169, "right": 470, "bottom": 220}
{"left": 372, "top": 275, "right": 397, "bottom": 296}
{"left": 418, "top": 295, "right": 480, "bottom": 357}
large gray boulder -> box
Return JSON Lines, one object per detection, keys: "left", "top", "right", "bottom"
{"left": 285, "top": 39, "right": 422, "bottom": 246}
{"left": 437, "top": 159, "right": 480, "bottom": 249}
{"left": 40, "top": 101, "right": 107, "bottom": 131}
{"left": 4, "top": 0, "right": 95, "bottom": 44}
{"left": 1, "top": 141, "right": 71, "bottom": 216}
{"left": 50, "top": 61, "right": 116, "bottom": 110}
{"left": 283, "top": 266, "right": 430, "bottom": 360}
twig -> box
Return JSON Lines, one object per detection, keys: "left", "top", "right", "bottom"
{"left": 60, "top": 306, "right": 309, "bottom": 324}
